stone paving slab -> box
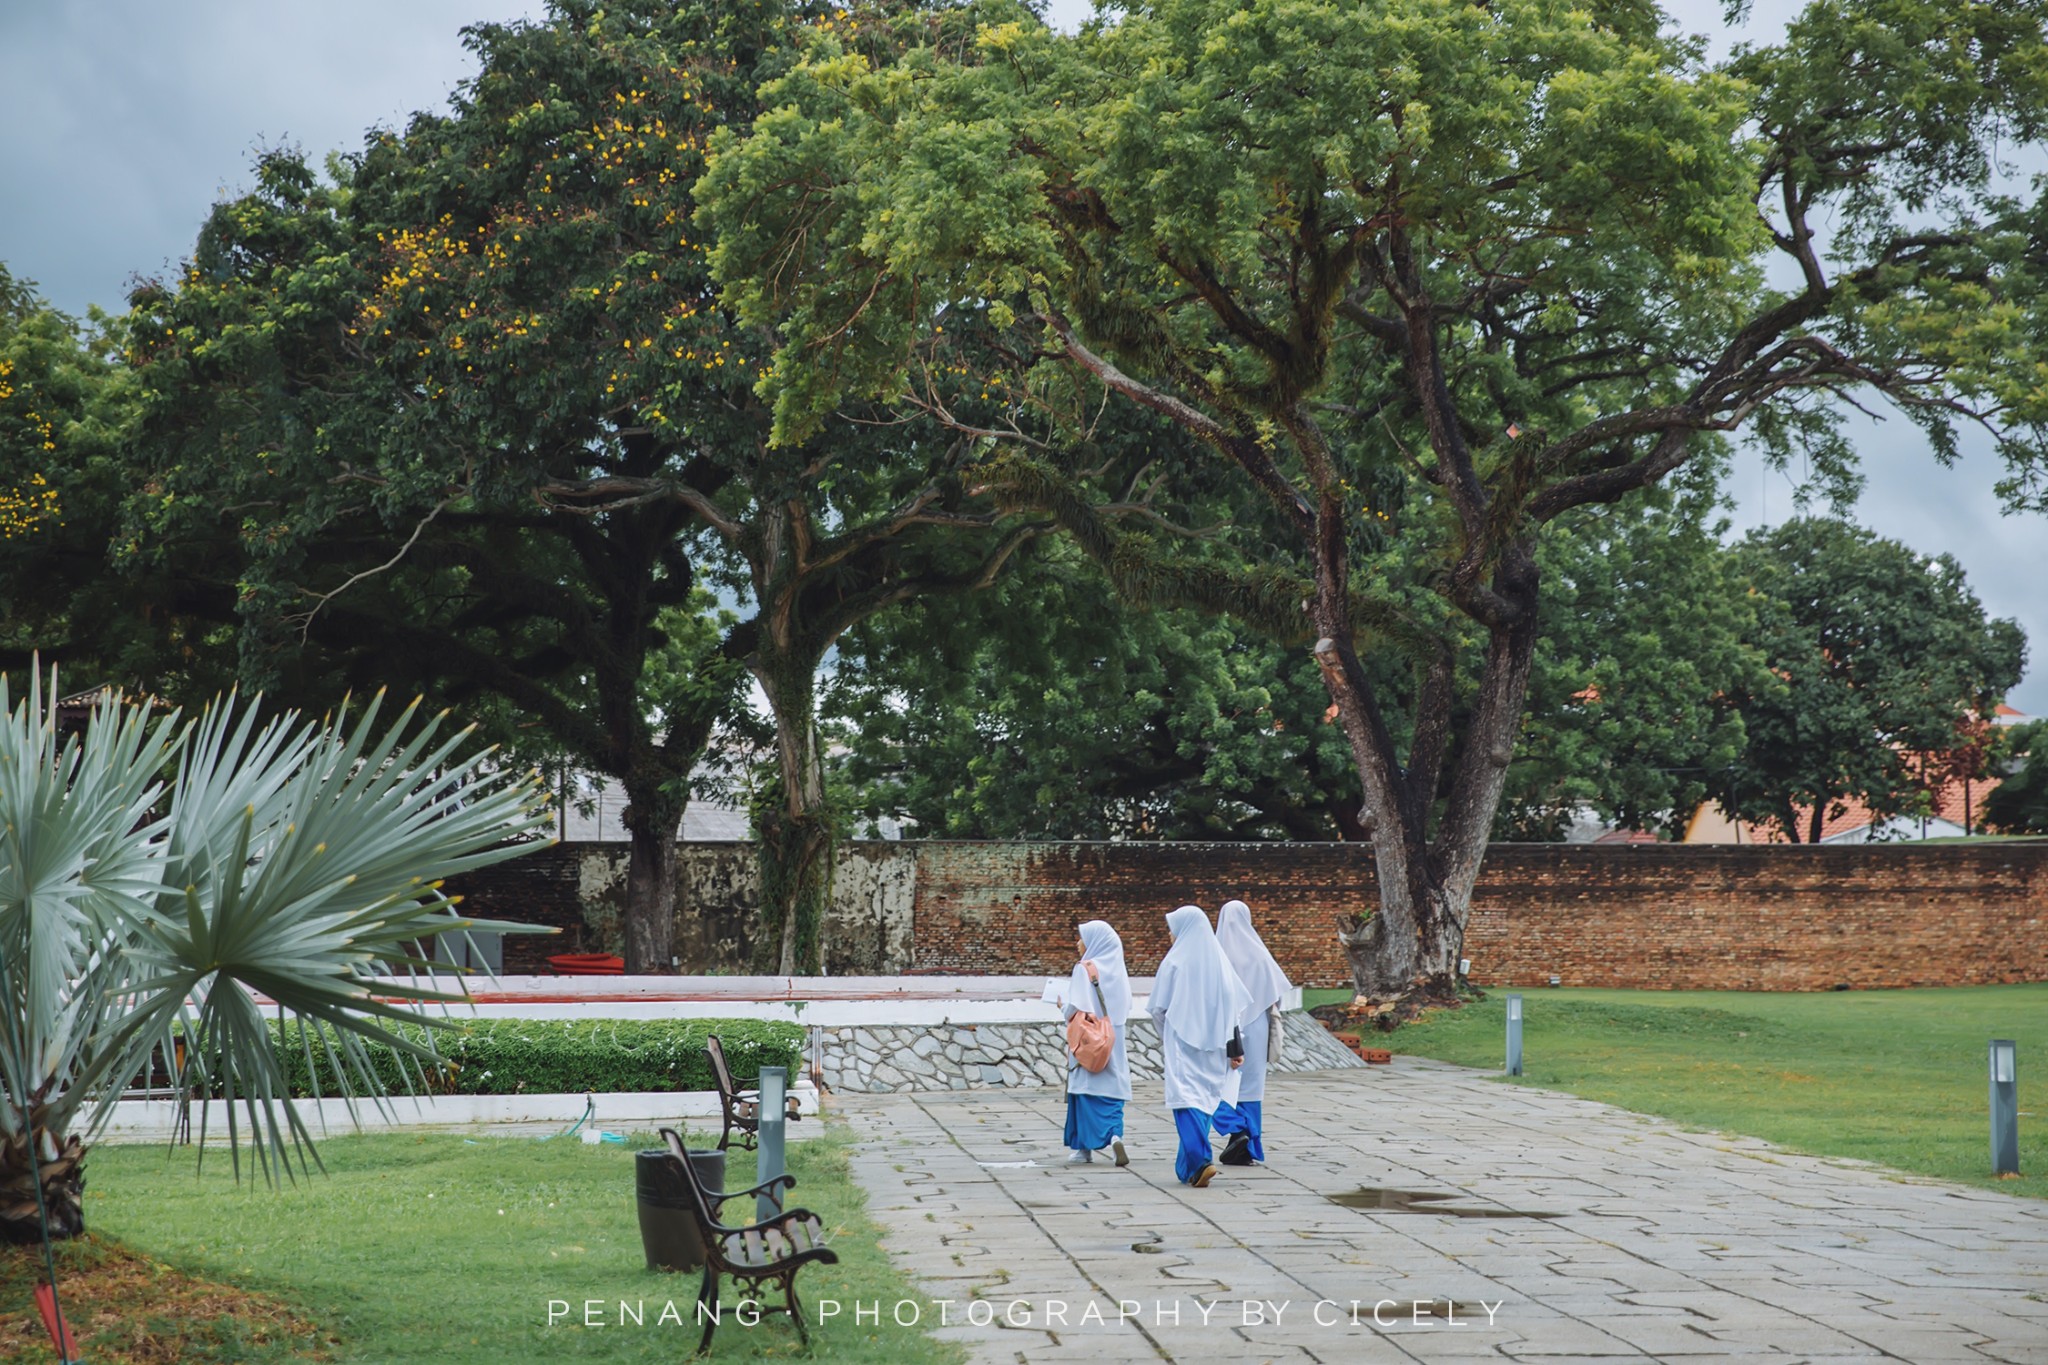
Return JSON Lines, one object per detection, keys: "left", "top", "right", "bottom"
{"left": 838, "top": 1058, "right": 2048, "bottom": 1364}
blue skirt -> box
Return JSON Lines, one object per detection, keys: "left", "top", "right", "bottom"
{"left": 1173, "top": 1108, "right": 1214, "bottom": 1184}
{"left": 1212, "top": 1100, "right": 1264, "bottom": 1162}
{"left": 1063, "top": 1093, "right": 1125, "bottom": 1151}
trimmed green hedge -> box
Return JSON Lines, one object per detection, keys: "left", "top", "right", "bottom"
{"left": 268, "top": 1017, "right": 805, "bottom": 1098}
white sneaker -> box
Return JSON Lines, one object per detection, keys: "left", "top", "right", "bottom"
{"left": 1066, "top": 1149, "right": 1094, "bottom": 1165}
{"left": 1109, "top": 1137, "right": 1129, "bottom": 1167}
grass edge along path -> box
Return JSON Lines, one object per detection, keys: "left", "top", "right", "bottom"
{"left": 1380, "top": 984, "right": 2048, "bottom": 1198}
{"left": 4, "top": 1123, "right": 965, "bottom": 1364}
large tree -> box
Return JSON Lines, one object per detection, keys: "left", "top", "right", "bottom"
{"left": 1709, "top": 517, "right": 2025, "bottom": 842}
{"left": 701, "top": 0, "right": 2048, "bottom": 998}
{"left": 122, "top": 0, "right": 1055, "bottom": 973}
{"left": 122, "top": 146, "right": 745, "bottom": 975}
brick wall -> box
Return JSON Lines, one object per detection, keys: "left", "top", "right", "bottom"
{"left": 447, "top": 839, "right": 2048, "bottom": 990}
{"left": 1460, "top": 843, "right": 2048, "bottom": 992}
{"left": 907, "top": 841, "right": 1370, "bottom": 984}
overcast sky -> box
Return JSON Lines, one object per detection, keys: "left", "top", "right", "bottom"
{"left": 2, "top": 0, "right": 2039, "bottom": 711}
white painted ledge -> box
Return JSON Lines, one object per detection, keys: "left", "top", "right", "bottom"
{"left": 101, "top": 1082, "right": 819, "bottom": 1145}
{"left": 342, "top": 975, "right": 1301, "bottom": 1026}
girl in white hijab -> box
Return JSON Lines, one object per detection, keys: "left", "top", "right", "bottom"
{"left": 1211, "top": 898, "right": 1293, "bottom": 1165}
{"left": 1147, "top": 905, "right": 1251, "bottom": 1186}
{"left": 1062, "top": 920, "right": 1132, "bottom": 1166}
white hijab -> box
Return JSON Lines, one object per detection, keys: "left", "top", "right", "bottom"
{"left": 1216, "top": 899, "right": 1292, "bottom": 1016}
{"left": 1149, "top": 904, "right": 1251, "bottom": 1051}
{"left": 1069, "top": 919, "right": 1133, "bottom": 1020}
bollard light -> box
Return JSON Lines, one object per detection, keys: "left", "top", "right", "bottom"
{"left": 1990, "top": 1040, "right": 2019, "bottom": 1177}
{"left": 1505, "top": 994, "right": 1524, "bottom": 1077}
{"left": 757, "top": 1065, "right": 789, "bottom": 1221}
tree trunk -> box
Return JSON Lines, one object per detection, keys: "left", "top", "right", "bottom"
{"left": 619, "top": 785, "right": 683, "bottom": 974}
{"left": 0, "top": 1122, "right": 85, "bottom": 1245}
{"left": 752, "top": 659, "right": 833, "bottom": 975}
{"left": 1322, "top": 545, "right": 1541, "bottom": 1004}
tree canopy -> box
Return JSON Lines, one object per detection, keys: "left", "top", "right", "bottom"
{"left": 116, "top": 0, "right": 1059, "bottom": 972}
{"left": 1983, "top": 719, "right": 2048, "bottom": 835}
{"left": 1710, "top": 517, "right": 2025, "bottom": 842}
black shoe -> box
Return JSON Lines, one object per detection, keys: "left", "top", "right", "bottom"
{"left": 1218, "top": 1132, "right": 1254, "bottom": 1166}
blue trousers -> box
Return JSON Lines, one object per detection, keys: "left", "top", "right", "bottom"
{"left": 1063, "top": 1093, "right": 1124, "bottom": 1150}
{"left": 1212, "top": 1100, "right": 1264, "bottom": 1162}
{"left": 1172, "top": 1108, "right": 1214, "bottom": 1184}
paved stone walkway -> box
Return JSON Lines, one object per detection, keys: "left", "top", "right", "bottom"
{"left": 840, "top": 1059, "right": 2048, "bottom": 1364}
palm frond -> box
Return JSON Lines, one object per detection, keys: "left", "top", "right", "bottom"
{"left": 0, "top": 670, "right": 553, "bottom": 1194}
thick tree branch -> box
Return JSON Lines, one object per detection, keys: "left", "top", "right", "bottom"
{"left": 1045, "top": 313, "right": 1317, "bottom": 538}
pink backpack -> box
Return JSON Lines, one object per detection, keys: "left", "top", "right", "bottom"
{"left": 1065, "top": 967, "right": 1116, "bottom": 1072}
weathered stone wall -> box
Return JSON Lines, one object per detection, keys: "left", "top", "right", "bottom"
{"left": 449, "top": 839, "right": 2048, "bottom": 990}
{"left": 457, "top": 842, "right": 917, "bottom": 975}
{"left": 815, "top": 1010, "right": 1364, "bottom": 1094}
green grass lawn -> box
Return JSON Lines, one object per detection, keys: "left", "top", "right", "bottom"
{"left": 1387, "top": 984, "right": 2048, "bottom": 1196}
{"left": 5, "top": 1127, "right": 962, "bottom": 1364}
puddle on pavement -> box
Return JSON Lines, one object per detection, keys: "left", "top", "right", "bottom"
{"left": 1328, "top": 1187, "right": 1561, "bottom": 1219}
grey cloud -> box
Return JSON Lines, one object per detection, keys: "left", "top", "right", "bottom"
{"left": 1, "top": 0, "right": 545, "bottom": 317}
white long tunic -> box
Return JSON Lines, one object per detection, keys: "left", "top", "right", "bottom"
{"left": 1154, "top": 1006, "right": 1242, "bottom": 1113}
{"left": 1149, "top": 905, "right": 1250, "bottom": 1114}
{"left": 1215, "top": 899, "right": 1290, "bottom": 1106}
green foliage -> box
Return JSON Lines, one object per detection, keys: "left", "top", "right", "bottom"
{"left": 0, "top": 268, "right": 186, "bottom": 693}
{"left": 114, "top": 0, "right": 1062, "bottom": 970}
{"left": 1395, "top": 985, "right": 2048, "bottom": 1197}
{"left": 1983, "top": 719, "right": 2048, "bottom": 834}
{"left": 1710, "top": 518, "right": 2026, "bottom": 842}
{"left": 836, "top": 482, "right": 1767, "bottom": 843}
{"left": 1502, "top": 482, "right": 1768, "bottom": 839}
{"left": 270, "top": 1017, "right": 803, "bottom": 1098}
{"left": 117, "top": 6, "right": 764, "bottom": 776}
{"left": 703, "top": 0, "right": 1767, "bottom": 449}
{"left": 830, "top": 540, "right": 1364, "bottom": 839}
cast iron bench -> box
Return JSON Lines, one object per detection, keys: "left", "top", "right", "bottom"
{"left": 704, "top": 1033, "right": 802, "bottom": 1151}
{"left": 659, "top": 1126, "right": 837, "bottom": 1352}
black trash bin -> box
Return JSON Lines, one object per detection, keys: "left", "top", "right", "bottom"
{"left": 636, "top": 1146, "right": 726, "bottom": 1273}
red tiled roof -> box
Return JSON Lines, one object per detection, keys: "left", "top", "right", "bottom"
{"left": 1724, "top": 770, "right": 2002, "bottom": 843}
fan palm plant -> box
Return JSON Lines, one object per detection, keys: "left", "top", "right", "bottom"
{"left": 0, "top": 670, "right": 552, "bottom": 1243}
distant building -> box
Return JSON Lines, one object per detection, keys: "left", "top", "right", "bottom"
{"left": 550, "top": 769, "right": 904, "bottom": 841}
{"left": 1683, "top": 705, "right": 2027, "bottom": 843}
{"left": 550, "top": 771, "right": 751, "bottom": 842}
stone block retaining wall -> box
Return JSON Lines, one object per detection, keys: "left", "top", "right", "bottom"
{"left": 814, "top": 1009, "right": 1364, "bottom": 1094}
